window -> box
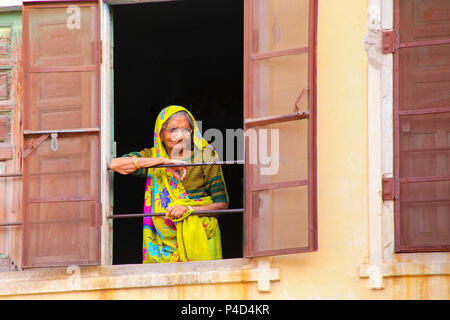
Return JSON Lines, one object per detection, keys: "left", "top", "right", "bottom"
{"left": 111, "top": 0, "right": 244, "bottom": 263}
{"left": 16, "top": 0, "right": 318, "bottom": 268}
{"left": 244, "top": 0, "right": 318, "bottom": 256}
{"left": 22, "top": 1, "right": 101, "bottom": 267}
{"left": 393, "top": 0, "right": 450, "bottom": 252}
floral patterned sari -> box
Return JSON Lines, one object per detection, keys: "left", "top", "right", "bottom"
{"left": 142, "top": 106, "right": 225, "bottom": 263}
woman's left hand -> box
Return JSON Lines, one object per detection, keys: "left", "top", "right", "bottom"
{"left": 165, "top": 205, "right": 189, "bottom": 220}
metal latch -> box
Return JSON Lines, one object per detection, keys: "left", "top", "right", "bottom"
{"left": 50, "top": 133, "right": 59, "bottom": 152}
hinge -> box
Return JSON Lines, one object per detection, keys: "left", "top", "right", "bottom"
{"left": 382, "top": 30, "right": 395, "bottom": 54}
{"left": 99, "top": 40, "right": 103, "bottom": 64}
{"left": 382, "top": 175, "right": 396, "bottom": 201}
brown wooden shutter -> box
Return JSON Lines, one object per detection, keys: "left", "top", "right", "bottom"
{"left": 244, "top": 0, "right": 317, "bottom": 257}
{"left": 22, "top": 1, "right": 101, "bottom": 267}
{"left": 394, "top": 0, "right": 450, "bottom": 252}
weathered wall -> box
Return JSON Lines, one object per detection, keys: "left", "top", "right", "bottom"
{"left": 0, "top": 0, "right": 448, "bottom": 300}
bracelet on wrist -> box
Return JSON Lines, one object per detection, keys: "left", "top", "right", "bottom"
{"left": 132, "top": 156, "right": 141, "bottom": 169}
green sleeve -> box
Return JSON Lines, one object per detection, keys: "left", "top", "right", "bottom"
{"left": 120, "top": 148, "right": 153, "bottom": 178}
{"left": 201, "top": 150, "right": 229, "bottom": 204}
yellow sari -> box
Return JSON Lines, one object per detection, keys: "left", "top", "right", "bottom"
{"left": 142, "top": 106, "right": 226, "bottom": 263}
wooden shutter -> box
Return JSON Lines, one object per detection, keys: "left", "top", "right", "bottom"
{"left": 244, "top": 0, "right": 317, "bottom": 257}
{"left": 22, "top": 1, "right": 101, "bottom": 267}
{"left": 394, "top": 0, "right": 450, "bottom": 252}
{"left": 0, "top": 11, "right": 22, "bottom": 268}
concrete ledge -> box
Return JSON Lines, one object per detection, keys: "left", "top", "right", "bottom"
{"left": 358, "top": 262, "right": 450, "bottom": 289}
{"left": 0, "top": 258, "right": 280, "bottom": 296}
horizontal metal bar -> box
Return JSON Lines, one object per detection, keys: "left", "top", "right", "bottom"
{"left": 251, "top": 47, "right": 309, "bottom": 61}
{"left": 153, "top": 160, "right": 244, "bottom": 168}
{"left": 399, "top": 106, "right": 450, "bottom": 116}
{"left": 24, "top": 128, "right": 100, "bottom": 135}
{"left": 401, "top": 199, "right": 450, "bottom": 206}
{"left": 26, "top": 218, "right": 90, "bottom": 225}
{"left": 399, "top": 38, "right": 450, "bottom": 49}
{"left": 250, "top": 179, "right": 308, "bottom": 192}
{"left": 28, "top": 195, "right": 97, "bottom": 204}
{"left": 107, "top": 208, "right": 244, "bottom": 219}
{"left": 28, "top": 169, "right": 90, "bottom": 177}
{"left": 107, "top": 160, "right": 244, "bottom": 170}
{"left": 0, "top": 173, "right": 23, "bottom": 178}
{"left": 400, "top": 175, "right": 450, "bottom": 184}
{"left": 245, "top": 111, "right": 309, "bottom": 127}
{"left": 27, "top": 65, "right": 97, "bottom": 73}
{"left": 0, "top": 222, "right": 22, "bottom": 227}
{"left": 400, "top": 146, "right": 450, "bottom": 154}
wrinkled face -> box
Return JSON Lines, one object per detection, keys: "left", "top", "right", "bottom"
{"left": 161, "top": 114, "right": 192, "bottom": 156}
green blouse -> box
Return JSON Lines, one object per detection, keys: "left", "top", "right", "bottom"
{"left": 122, "top": 147, "right": 228, "bottom": 204}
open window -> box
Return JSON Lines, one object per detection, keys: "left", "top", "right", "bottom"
{"left": 393, "top": 0, "right": 450, "bottom": 252}
{"left": 244, "top": 0, "right": 318, "bottom": 257}
{"left": 17, "top": 0, "right": 317, "bottom": 268}
{"left": 111, "top": 0, "right": 244, "bottom": 264}
{"left": 22, "top": 1, "right": 101, "bottom": 267}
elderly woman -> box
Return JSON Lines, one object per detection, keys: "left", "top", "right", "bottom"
{"left": 110, "top": 106, "right": 228, "bottom": 263}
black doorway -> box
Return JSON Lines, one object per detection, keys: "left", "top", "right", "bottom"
{"left": 112, "top": 0, "right": 244, "bottom": 264}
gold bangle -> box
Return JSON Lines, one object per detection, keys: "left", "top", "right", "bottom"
{"left": 132, "top": 156, "right": 141, "bottom": 169}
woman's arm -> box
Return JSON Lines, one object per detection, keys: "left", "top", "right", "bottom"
{"left": 190, "top": 202, "right": 228, "bottom": 212}
{"left": 110, "top": 157, "right": 187, "bottom": 180}
{"left": 165, "top": 202, "right": 228, "bottom": 219}
{"left": 110, "top": 157, "right": 164, "bottom": 175}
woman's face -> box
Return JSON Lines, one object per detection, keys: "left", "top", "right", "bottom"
{"left": 161, "top": 114, "right": 192, "bottom": 156}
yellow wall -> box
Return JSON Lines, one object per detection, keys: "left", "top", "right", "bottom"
{"left": 1, "top": 0, "right": 448, "bottom": 300}
{"left": 270, "top": 0, "right": 374, "bottom": 299}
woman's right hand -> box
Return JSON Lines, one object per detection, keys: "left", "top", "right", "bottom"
{"left": 161, "top": 158, "right": 188, "bottom": 181}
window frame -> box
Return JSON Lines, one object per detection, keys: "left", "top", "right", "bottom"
{"left": 243, "top": 0, "right": 318, "bottom": 257}
{"left": 359, "top": 0, "right": 450, "bottom": 290}
{"left": 21, "top": 0, "right": 102, "bottom": 268}
{"left": 392, "top": 0, "right": 450, "bottom": 253}
{"left": 16, "top": 0, "right": 319, "bottom": 267}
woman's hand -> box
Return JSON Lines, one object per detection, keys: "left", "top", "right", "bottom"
{"left": 161, "top": 158, "right": 188, "bottom": 181}
{"left": 110, "top": 157, "right": 187, "bottom": 180}
{"left": 165, "top": 205, "right": 189, "bottom": 220}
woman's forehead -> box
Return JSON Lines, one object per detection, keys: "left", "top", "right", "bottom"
{"left": 165, "top": 113, "right": 190, "bottom": 127}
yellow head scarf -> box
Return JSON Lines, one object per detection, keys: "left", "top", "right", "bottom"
{"left": 143, "top": 105, "right": 224, "bottom": 263}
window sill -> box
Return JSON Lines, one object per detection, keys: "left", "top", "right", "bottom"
{"left": 0, "top": 258, "right": 279, "bottom": 297}
{"left": 358, "top": 261, "right": 450, "bottom": 289}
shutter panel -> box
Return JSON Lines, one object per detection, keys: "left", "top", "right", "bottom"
{"left": 0, "top": 11, "right": 22, "bottom": 268}
{"left": 394, "top": 0, "right": 450, "bottom": 252}
{"left": 244, "top": 0, "right": 317, "bottom": 257}
{"left": 22, "top": 2, "right": 100, "bottom": 267}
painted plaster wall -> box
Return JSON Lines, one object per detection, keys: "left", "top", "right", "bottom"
{"left": 269, "top": 0, "right": 374, "bottom": 300}
{"left": 0, "top": 0, "right": 448, "bottom": 300}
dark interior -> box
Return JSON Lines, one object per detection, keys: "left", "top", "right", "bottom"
{"left": 112, "top": 0, "right": 244, "bottom": 264}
